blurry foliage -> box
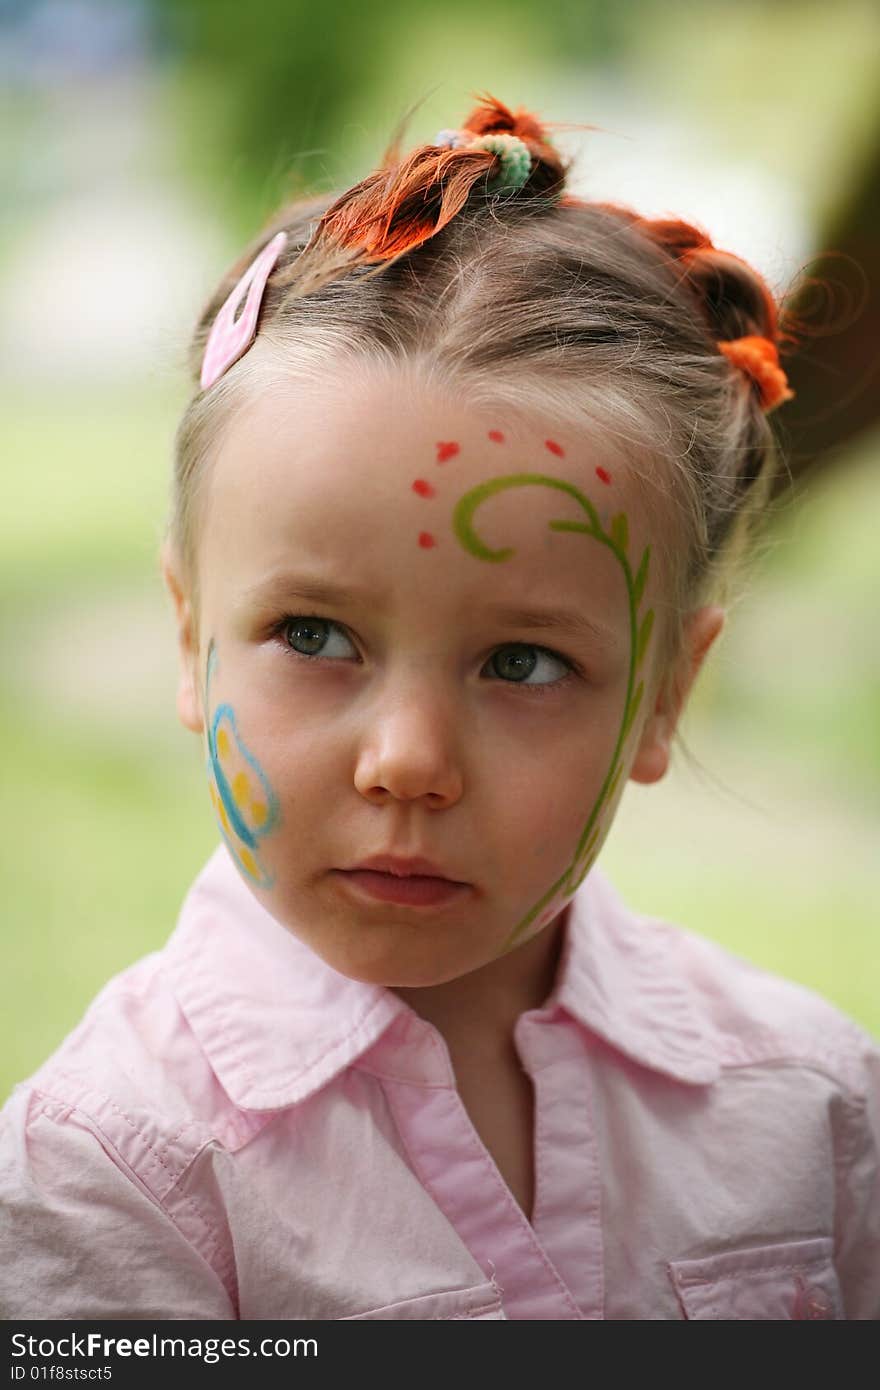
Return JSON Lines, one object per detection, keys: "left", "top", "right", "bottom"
{"left": 0, "top": 680, "right": 215, "bottom": 1094}
{"left": 151, "top": 1, "right": 880, "bottom": 222}
{"left": 711, "top": 434, "right": 880, "bottom": 810}
{"left": 152, "top": 0, "right": 640, "bottom": 229}
{"left": 0, "top": 386, "right": 183, "bottom": 609}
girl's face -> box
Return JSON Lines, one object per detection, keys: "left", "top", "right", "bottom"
{"left": 169, "top": 361, "right": 707, "bottom": 988}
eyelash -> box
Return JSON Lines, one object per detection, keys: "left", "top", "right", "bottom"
{"left": 269, "top": 614, "right": 582, "bottom": 697}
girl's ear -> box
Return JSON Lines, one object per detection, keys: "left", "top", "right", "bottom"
{"left": 160, "top": 540, "right": 204, "bottom": 736}
{"left": 629, "top": 605, "right": 725, "bottom": 785}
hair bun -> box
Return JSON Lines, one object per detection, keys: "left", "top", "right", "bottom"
{"left": 632, "top": 215, "right": 787, "bottom": 384}
{"left": 460, "top": 92, "right": 552, "bottom": 147}
{"left": 457, "top": 92, "right": 566, "bottom": 197}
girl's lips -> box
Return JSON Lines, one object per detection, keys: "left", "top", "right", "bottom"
{"left": 335, "top": 869, "right": 470, "bottom": 907}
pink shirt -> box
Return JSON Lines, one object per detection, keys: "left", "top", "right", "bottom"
{"left": 1, "top": 844, "right": 878, "bottom": 1320}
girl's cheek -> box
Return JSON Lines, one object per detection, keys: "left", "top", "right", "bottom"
{"left": 498, "top": 717, "right": 632, "bottom": 955}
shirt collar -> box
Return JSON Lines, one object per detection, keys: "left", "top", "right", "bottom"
{"left": 552, "top": 867, "right": 720, "bottom": 1085}
{"left": 164, "top": 844, "right": 720, "bottom": 1112}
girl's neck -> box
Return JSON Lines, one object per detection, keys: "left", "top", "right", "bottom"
{"left": 391, "top": 910, "right": 568, "bottom": 1055}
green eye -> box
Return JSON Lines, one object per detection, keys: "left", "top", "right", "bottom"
{"left": 281, "top": 616, "right": 357, "bottom": 660}
{"left": 285, "top": 617, "right": 328, "bottom": 655}
{"left": 488, "top": 644, "right": 572, "bottom": 687}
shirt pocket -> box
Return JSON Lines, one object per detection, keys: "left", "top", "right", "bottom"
{"left": 669, "top": 1237, "right": 843, "bottom": 1320}
{"left": 343, "top": 1280, "right": 506, "bottom": 1320}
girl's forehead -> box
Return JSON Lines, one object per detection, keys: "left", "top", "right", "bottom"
{"left": 203, "top": 369, "right": 657, "bottom": 628}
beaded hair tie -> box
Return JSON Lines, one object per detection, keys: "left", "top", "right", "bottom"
{"left": 434, "top": 128, "right": 533, "bottom": 192}
{"left": 718, "top": 334, "right": 794, "bottom": 413}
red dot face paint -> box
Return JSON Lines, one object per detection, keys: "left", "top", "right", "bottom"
{"left": 418, "top": 531, "right": 436, "bottom": 548}
{"left": 436, "top": 441, "right": 460, "bottom": 463}
{"left": 545, "top": 439, "right": 564, "bottom": 457}
{"left": 412, "top": 479, "right": 436, "bottom": 498}
{"left": 488, "top": 430, "right": 504, "bottom": 443}
{"left": 596, "top": 466, "right": 612, "bottom": 485}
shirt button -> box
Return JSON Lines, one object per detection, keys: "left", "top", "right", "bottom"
{"left": 794, "top": 1281, "right": 834, "bottom": 1319}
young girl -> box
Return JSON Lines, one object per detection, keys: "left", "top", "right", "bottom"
{"left": 1, "top": 94, "right": 878, "bottom": 1322}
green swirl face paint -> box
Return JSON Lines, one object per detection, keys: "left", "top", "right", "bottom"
{"left": 203, "top": 638, "right": 282, "bottom": 888}
{"left": 434, "top": 464, "right": 654, "bottom": 952}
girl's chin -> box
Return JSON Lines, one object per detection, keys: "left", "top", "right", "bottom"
{"left": 294, "top": 933, "right": 490, "bottom": 990}
{"left": 318, "top": 952, "right": 481, "bottom": 990}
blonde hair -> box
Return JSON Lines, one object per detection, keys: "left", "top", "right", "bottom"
{"left": 168, "top": 94, "right": 792, "bottom": 700}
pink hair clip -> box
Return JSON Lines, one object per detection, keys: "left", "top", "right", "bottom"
{"left": 200, "top": 231, "right": 288, "bottom": 391}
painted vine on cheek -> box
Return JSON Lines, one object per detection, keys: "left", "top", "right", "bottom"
{"left": 203, "top": 638, "right": 282, "bottom": 887}
{"left": 413, "top": 432, "right": 654, "bottom": 952}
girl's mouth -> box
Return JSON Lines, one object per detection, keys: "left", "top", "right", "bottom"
{"left": 334, "top": 869, "right": 471, "bottom": 907}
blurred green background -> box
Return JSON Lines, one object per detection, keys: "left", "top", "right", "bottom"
{"left": 2, "top": 0, "right": 878, "bottom": 1102}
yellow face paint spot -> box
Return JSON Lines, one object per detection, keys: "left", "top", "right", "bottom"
{"left": 218, "top": 801, "right": 230, "bottom": 833}
{"left": 232, "top": 771, "right": 250, "bottom": 807}
{"left": 239, "top": 848, "right": 258, "bottom": 878}
{"left": 209, "top": 782, "right": 218, "bottom": 807}
{"left": 216, "top": 728, "right": 230, "bottom": 759}
{"left": 251, "top": 801, "right": 267, "bottom": 826}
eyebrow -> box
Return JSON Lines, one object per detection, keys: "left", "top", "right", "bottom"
{"left": 240, "top": 574, "right": 622, "bottom": 652}
{"left": 486, "top": 602, "right": 621, "bottom": 651}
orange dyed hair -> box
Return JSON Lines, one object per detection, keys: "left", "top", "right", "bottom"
{"left": 278, "top": 93, "right": 568, "bottom": 288}
{"left": 718, "top": 336, "right": 795, "bottom": 412}
{"left": 578, "top": 206, "right": 794, "bottom": 411}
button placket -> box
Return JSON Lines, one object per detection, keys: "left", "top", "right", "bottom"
{"left": 516, "top": 1011, "right": 605, "bottom": 1319}
{"left": 380, "top": 1075, "right": 585, "bottom": 1320}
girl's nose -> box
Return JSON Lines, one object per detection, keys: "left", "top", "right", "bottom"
{"left": 352, "top": 680, "right": 465, "bottom": 808}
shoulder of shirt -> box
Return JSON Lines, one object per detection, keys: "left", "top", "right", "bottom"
{"left": 4, "top": 844, "right": 404, "bottom": 1146}
{"left": 3, "top": 945, "right": 269, "bottom": 1190}
{"left": 571, "top": 866, "right": 879, "bottom": 1100}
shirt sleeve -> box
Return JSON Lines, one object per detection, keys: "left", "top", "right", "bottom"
{"left": 834, "top": 1031, "right": 880, "bottom": 1320}
{"left": 0, "top": 1085, "right": 236, "bottom": 1320}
